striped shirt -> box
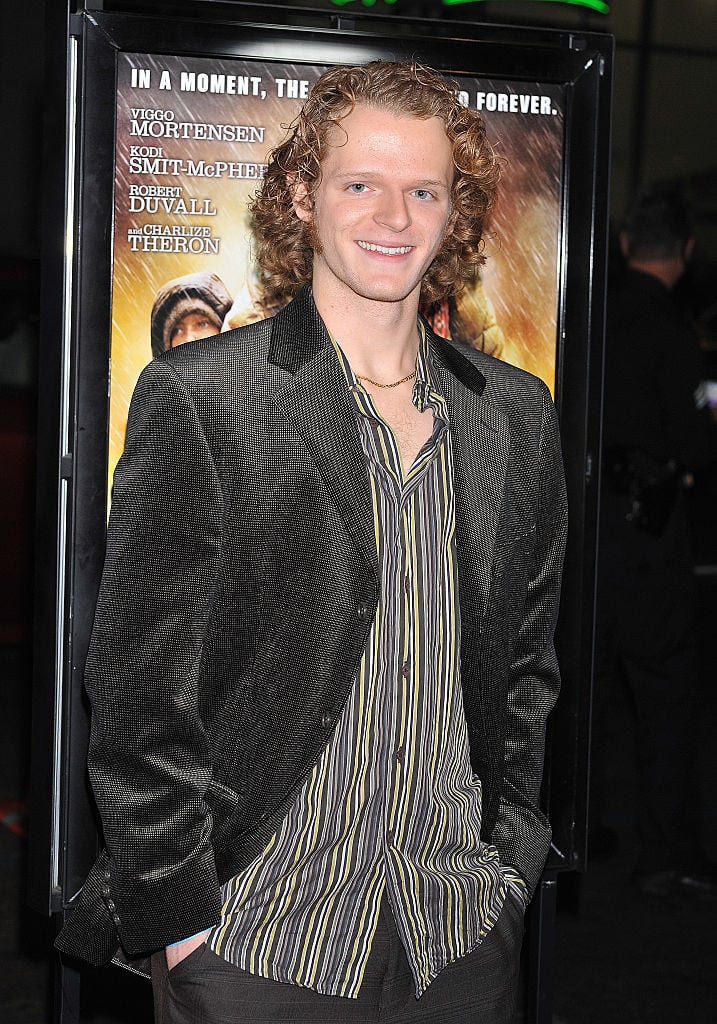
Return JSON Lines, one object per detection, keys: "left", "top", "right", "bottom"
{"left": 207, "top": 327, "right": 525, "bottom": 997}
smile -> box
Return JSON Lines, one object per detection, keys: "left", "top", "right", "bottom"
{"left": 357, "top": 241, "right": 413, "bottom": 256}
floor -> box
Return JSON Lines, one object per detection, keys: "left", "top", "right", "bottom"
{"left": 2, "top": 576, "right": 716, "bottom": 1023}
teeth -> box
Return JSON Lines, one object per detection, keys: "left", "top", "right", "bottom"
{"left": 357, "top": 241, "right": 412, "bottom": 255}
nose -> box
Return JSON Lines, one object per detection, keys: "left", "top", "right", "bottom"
{"left": 374, "top": 189, "right": 411, "bottom": 232}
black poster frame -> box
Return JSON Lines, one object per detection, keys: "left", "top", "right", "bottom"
{"left": 32, "top": 6, "right": 611, "bottom": 1006}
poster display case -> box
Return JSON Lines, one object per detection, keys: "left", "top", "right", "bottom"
{"left": 31, "top": 4, "right": 612, "bottom": 1021}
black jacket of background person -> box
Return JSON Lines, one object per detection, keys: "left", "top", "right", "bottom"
{"left": 599, "top": 267, "right": 716, "bottom": 662}
{"left": 56, "top": 287, "right": 567, "bottom": 966}
{"left": 602, "top": 268, "right": 714, "bottom": 472}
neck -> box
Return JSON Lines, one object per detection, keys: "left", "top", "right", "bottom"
{"left": 628, "top": 257, "right": 684, "bottom": 291}
{"left": 312, "top": 284, "right": 422, "bottom": 381}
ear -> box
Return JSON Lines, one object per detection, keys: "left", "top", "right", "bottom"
{"left": 445, "top": 208, "right": 458, "bottom": 238}
{"left": 287, "top": 173, "right": 312, "bottom": 224}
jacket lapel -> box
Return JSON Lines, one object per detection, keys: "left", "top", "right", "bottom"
{"left": 268, "top": 289, "right": 378, "bottom": 578}
{"left": 431, "top": 332, "right": 510, "bottom": 626}
{"left": 266, "top": 292, "right": 510, "bottom": 602}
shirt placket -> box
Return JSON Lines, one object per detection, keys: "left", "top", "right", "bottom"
{"left": 383, "top": 486, "right": 412, "bottom": 857}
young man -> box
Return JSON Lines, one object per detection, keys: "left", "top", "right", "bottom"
{"left": 57, "top": 62, "right": 567, "bottom": 1023}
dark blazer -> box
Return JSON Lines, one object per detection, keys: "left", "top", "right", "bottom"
{"left": 56, "top": 287, "right": 567, "bottom": 965}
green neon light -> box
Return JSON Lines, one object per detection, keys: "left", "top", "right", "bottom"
{"left": 328, "top": 0, "right": 610, "bottom": 13}
{"left": 442, "top": 0, "right": 610, "bottom": 14}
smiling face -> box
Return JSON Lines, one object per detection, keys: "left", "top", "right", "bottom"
{"left": 292, "top": 105, "right": 456, "bottom": 313}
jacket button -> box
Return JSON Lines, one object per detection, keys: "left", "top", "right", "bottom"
{"left": 321, "top": 713, "right": 332, "bottom": 729}
{"left": 101, "top": 885, "right": 110, "bottom": 898}
{"left": 357, "top": 605, "right": 370, "bottom": 621}
{"left": 112, "top": 913, "right": 121, "bottom": 926}
{"left": 106, "top": 899, "right": 116, "bottom": 912}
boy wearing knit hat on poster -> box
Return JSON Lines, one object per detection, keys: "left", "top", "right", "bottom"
{"left": 150, "top": 272, "right": 233, "bottom": 357}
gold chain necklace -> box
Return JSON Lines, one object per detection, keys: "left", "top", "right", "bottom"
{"left": 356, "top": 369, "right": 417, "bottom": 389}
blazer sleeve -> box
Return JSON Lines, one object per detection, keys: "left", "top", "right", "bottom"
{"left": 490, "top": 386, "right": 568, "bottom": 895}
{"left": 83, "top": 358, "right": 225, "bottom": 955}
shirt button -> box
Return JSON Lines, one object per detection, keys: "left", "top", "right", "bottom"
{"left": 106, "top": 899, "right": 116, "bottom": 912}
{"left": 386, "top": 830, "right": 395, "bottom": 848}
{"left": 401, "top": 661, "right": 410, "bottom": 679}
{"left": 404, "top": 575, "right": 410, "bottom": 594}
{"left": 101, "top": 885, "right": 110, "bottom": 898}
{"left": 112, "top": 913, "right": 121, "bottom": 926}
{"left": 395, "top": 746, "right": 405, "bottom": 764}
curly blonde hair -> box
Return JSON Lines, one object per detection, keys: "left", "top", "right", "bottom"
{"left": 250, "top": 61, "right": 499, "bottom": 306}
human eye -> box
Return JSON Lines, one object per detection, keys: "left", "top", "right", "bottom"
{"left": 347, "top": 182, "right": 369, "bottom": 194}
{"left": 412, "top": 188, "right": 436, "bottom": 201}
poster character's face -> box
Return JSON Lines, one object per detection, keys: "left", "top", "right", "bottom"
{"left": 169, "top": 311, "right": 221, "bottom": 348}
{"left": 292, "top": 105, "right": 456, "bottom": 307}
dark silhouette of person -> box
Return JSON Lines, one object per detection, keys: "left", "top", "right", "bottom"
{"left": 593, "top": 184, "right": 717, "bottom": 897}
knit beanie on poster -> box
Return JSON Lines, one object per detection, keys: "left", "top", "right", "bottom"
{"left": 150, "top": 272, "right": 233, "bottom": 357}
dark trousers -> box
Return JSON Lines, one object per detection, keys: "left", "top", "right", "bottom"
{"left": 151, "top": 895, "right": 525, "bottom": 1023}
{"left": 593, "top": 495, "right": 701, "bottom": 871}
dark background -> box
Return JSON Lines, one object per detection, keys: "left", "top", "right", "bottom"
{"left": 2, "top": 2, "right": 716, "bottom": 1022}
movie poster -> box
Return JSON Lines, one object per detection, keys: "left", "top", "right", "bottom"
{"left": 109, "top": 52, "right": 564, "bottom": 485}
